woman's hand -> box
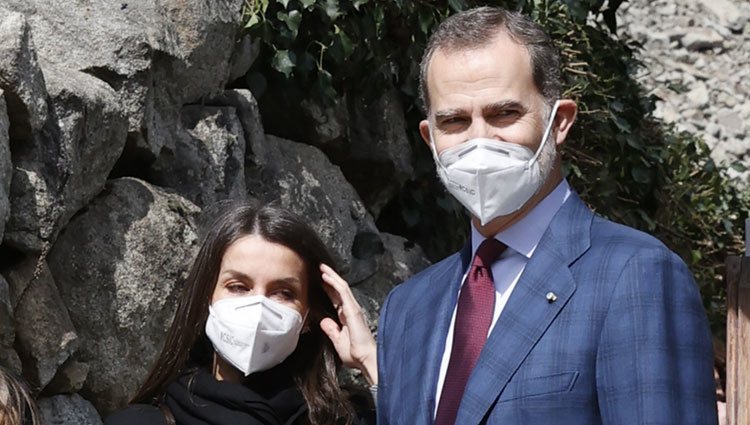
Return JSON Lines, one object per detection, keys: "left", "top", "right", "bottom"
{"left": 319, "top": 263, "right": 378, "bottom": 385}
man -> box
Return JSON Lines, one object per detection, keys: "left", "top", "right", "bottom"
{"left": 376, "top": 6, "right": 718, "bottom": 425}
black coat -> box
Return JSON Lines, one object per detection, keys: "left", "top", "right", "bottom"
{"left": 104, "top": 367, "right": 374, "bottom": 425}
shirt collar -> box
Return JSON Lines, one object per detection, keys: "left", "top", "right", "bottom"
{"left": 471, "top": 179, "right": 572, "bottom": 259}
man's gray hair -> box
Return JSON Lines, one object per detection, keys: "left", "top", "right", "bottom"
{"left": 419, "top": 7, "right": 563, "bottom": 113}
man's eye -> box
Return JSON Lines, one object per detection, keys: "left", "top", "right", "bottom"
{"left": 442, "top": 117, "right": 467, "bottom": 125}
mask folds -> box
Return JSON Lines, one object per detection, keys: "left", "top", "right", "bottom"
{"left": 205, "top": 295, "right": 305, "bottom": 376}
{"left": 430, "top": 100, "right": 560, "bottom": 225}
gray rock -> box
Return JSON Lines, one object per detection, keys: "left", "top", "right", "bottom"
{"left": 228, "top": 35, "right": 260, "bottom": 82}
{"left": 345, "top": 89, "right": 414, "bottom": 218}
{"left": 0, "top": 11, "right": 48, "bottom": 140}
{"left": 0, "top": 275, "right": 15, "bottom": 355}
{"left": 259, "top": 135, "right": 381, "bottom": 284}
{"left": 43, "top": 359, "right": 89, "bottom": 395}
{"left": 2, "top": 0, "right": 244, "bottom": 159}
{"left": 148, "top": 105, "right": 247, "bottom": 207}
{"left": 4, "top": 65, "right": 128, "bottom": 252}
{"left": 38, "top": 393, "right": 103, "bottom": 425}
{"left": 681, "top": 28, "right": 724, "bottom": 51}
{"left": 0, "top": 274, "right": 20, "bottom": 373}
{"left": 353, "top": 233, "right": 430, "bottom": 318}
{"left": 716, "top": 108, "right": 743, "bottom": 133}
{"left": 47, "top": 177, "right": 200, "bottom": 414}
{"left": 695, "top": 0, "right": 745, "bottom": 31}
{"left": 207, "top": 89, "right": 268, "bottom": 182}
{"left": 3, "top": 257, "right": 78, "bottom": 389}
{"left": 300, "top": 98, "right": 348, "bottom": 146}
{"left": 0, "top": 91, "right": 10, "bottom": 242}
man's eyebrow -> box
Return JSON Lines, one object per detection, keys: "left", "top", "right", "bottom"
{"left": 482, "top": 100, "right": 526, "bottom": 114}
{"left": 434, "top": 108, "right": 467, "bottom": 120}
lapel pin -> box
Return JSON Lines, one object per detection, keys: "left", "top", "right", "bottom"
{"left": 546, "top": 292, "right": 558, "bottom": 303}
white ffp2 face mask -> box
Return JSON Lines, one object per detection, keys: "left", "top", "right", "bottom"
{"left": 430, "top": 101, "right": 560, "bottom": 225}
{"left": 205, "top": 295, "right": 305, "bottom": 376}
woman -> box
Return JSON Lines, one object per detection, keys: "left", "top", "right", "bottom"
{"left": 0, "top": 366, "right": 41, "bottom": 425}
{"left": 105, "top": 203, "right": 377, "bottom": 425}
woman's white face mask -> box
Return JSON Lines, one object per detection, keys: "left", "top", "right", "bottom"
{"left": 429, "top": 100, "right": 560, "bottom": 225}
{"left": 205, "top": 295, "right": 306, "bottom": 376}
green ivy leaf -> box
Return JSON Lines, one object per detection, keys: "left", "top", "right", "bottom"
{"left": 447, "top": 0, "right": 465, "bottom": 12}
{"left": 301, "top": 0, "right": 315, "bottom": 8}
{"left": 335, "top": 27, "right": 354, "bottom": 57}
{"left": 277, "top": 9, "right": 302, "bottom": 38}
{"left": 280, "top": 0, "right": 291, "bottom": 8}
{"left": 418, "top": 7, "right": 434, "bottom": 34}
{"left": 271, "top": 49, "right": 296, "bottom": 77}
{"left": 244, "top": 14, "right": 261, "bottom": 29}
{"left": 631, "top": 166, "right": 651, "bottom": 184}
{"left": 353, "top": 0, "right": 369, "bottom": 11}
{"left": 323, "top": 0, "right": 341, "bottom": 20}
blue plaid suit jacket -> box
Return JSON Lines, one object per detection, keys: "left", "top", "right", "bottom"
{"left": 376, "top": 193, "right": 717, "bottom": 425}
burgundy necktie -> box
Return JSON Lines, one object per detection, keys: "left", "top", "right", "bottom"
{"left": 434, "top": 238, "right": 506, "bottom": 425}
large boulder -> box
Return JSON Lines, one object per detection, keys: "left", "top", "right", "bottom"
{"left": 2, "top": 0, "right": 244, "bottom": 161}
{"left": 38, "top": 393, "right": 103, "bottom": 425}
{"left": 0, "top": 92, "right": 10, "bottom": 242}
{"left": 47, "top": 177, "right": 200, "bottom": 414}
{"left": 4, "top": 64, "right": 128, "bottom": 252}
{"left": 148, "top": 105, "right": 247, "bottom": 207}
{"left": 258, "top": 135, "right": 382, "bottom": 284}
{"left": 343, "top": 89, "right": 413, "bottom": 217}
{"left": 259, "top": 88, "right": 414, "bottom": 218}
{"left": 352, "top": 233, "right": 430, "bottom": 324}
{"left": 207, "top": 89, "right": 268, "bottom": 180}
{"left": 0, "top": 274, "right": 20, "bottom": 373}
{"left": 0, "top": 11, "right": 48, "bottom": 143}
{"left": 3, "top": 257, "right": 78, "bottom": 390}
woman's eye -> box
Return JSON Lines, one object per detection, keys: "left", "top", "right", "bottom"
{"left": 227, "top": 283, "right": 249, "bottom": 293}
{"left": 273, "top": 290, "right": 295, "bottom": 301}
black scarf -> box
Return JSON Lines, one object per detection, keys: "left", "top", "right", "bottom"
{"left": 163, "top": 367, "right": 307, "bottom": 425}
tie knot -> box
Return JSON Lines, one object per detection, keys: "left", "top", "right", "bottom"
{"left": 474, "top": 238, "right": 506, "bottom": 268}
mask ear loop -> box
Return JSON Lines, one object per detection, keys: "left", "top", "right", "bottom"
{"left": 528, "top": 100, "right": 561, "bottom": 167}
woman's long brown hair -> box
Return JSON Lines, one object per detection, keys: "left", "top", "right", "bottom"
{"left": 131, "top": 203, "right": 355, "bottom": 424}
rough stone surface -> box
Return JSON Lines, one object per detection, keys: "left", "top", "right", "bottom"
{"left": 2, "top": 0, "right": 244, "bottom": 161}
{"left": 4, "top": 65, "right": 128, "bottom": 252}
{"left": 0, "top": 274, "right": 19, "bottom": 372}
{"left": 618, "top": 0, "right": 750, "bottom": 185}
{"left": 3, "top": 257, "right": 78, "bottom": 390}
{"left": 0, "top": 92, "right": 10, "bottom": 242}
{"left": 228, "top": 35, "right": 260, "bottom": 82}
{"left": 345, "top": 89, "right": 413, "bottom": 218}
{"left": 47, "top": 177, "right": 200, "bottom": 414}
{"left": 0, "top": 11, "right": 48, "bottom": 141}
{"left": 352, "top": 233, "right": 430, "bottom": 323}
{"left": 39, "top": 393, "right": 103, "bottom": 425}
{"left": 148, "top": 105, "right": 247, "bottom": 207}
{"left": 259, "top": 135, "right": 382, "bottom": 284}
{"left": 43, "top": 358, "right": 89, "bottom": 396}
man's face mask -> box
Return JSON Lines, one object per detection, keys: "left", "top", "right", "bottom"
{"left": 429, "top": 100, "right": 560, "bottom": 225}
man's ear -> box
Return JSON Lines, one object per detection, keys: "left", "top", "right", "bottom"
{"left": 553, "top": 99, "right": 578, "bottom": 146}
{"left": 419, "top": 119, "right": 432, "bottom": 147}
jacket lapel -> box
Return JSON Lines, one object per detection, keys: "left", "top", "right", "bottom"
{"left": 399, "top": 244, "right": 472, "bottom": 425}
{"left": 454, "top": 193, "right": 594, "bottom": 425}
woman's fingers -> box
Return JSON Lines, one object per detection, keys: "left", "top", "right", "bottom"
{"left": 320, "top": 263, "right": 363, "bottom": 315}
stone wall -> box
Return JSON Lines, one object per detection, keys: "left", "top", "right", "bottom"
{"left": 0, "top": 2, "right": 428, "bottom": 423}
{"left": 617, "top": 0, "right": 750, "bottom": 186}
